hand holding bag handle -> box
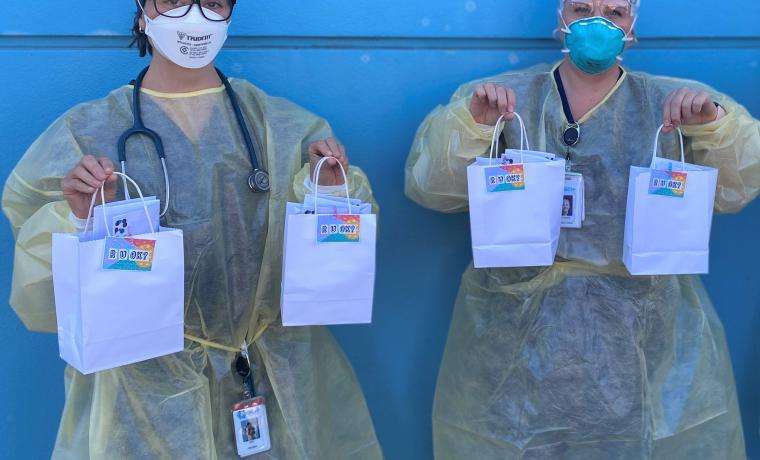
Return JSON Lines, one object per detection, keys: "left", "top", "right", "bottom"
{"left": 650, "top": 124, "right": 686, "bottom": 172}
{"left": 83, "top": 172, "right": 157, "bottom": 238}
{"left": 311, "top": 156, "right": 354, "bottom": 215}
{"left": 488, "top": 112, "right": 529, "bottom": 166}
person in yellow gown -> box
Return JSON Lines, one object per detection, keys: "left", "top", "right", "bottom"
{"left": 3, "top": 1, "right": 382, "bottom": 458}
{"left": 406, "top": 1, "right": 759, "bottom": 458}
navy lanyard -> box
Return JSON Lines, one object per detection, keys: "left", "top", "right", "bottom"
{"left": 553, "top": 66, "right": 625, "bottom": 148}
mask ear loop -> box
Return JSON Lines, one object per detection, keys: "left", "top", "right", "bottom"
{"left": 558, "top": 9, "right": 572, "bottom": 54}
{"left": 623, "top": 14, "right": 638, "bottom": 42}
{"left": 615, "top": 13, "right": 637, "bottom": 62}
{"left": 136, "top": 0, "right": 151, "bottom": 25}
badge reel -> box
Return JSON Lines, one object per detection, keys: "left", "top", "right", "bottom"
{"left": 248, "top": 169, "right": 270, "bottom": 193}
{"left": 560, "top": 125, "right": 585, "bottom": 229}
{"left": 232, "top": 342, "right": 272, "bottom": 457}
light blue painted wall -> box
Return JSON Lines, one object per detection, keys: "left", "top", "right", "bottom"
{"left": 0, "top": 2, "right": 758, "bottom": 459}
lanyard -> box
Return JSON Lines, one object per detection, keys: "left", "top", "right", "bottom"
{"left": 236, "top": 339, "right": 256, "bottom": 399}
{"left": 185, "top": 322, "right": 269, "bottom": 400}
{"left": 553, "top": 65, "right": 624, "bottom": 169}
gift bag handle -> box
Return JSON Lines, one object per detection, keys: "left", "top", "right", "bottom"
{"left": 650, "top": 124, "right": 686, "bottom": 172}
{"left": 83, "top": 172, "right": 157, "bottom": 238}
{"left": 489, "top": 112, "right": 530, "bottom": 166}
{"left": 311, "top": 156, "right": 354, "bottom": 215}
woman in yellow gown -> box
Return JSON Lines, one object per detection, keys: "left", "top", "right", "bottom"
{"left": 406, "top": 1, "right": 759, "bottom": 458}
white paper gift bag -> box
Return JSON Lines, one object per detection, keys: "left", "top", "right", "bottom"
{"left": 623, "top": 125, "right": 718, "bottom": 275}
{"left": 467, "top": 114, "right": 566, "bottom": 268}
{"left": 52, "top": 173, "right": 184, "bottom": 374}
{"left": 281, "top": 158, "right": 377, "bottom": 326}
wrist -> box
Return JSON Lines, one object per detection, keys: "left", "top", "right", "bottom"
{"left": 304, "top": 176, "right": 347, "bottom": 194}
{"left": 71, "top": 208, "right": 90, "bottom": 219}
{"left": 68, "top": 212, "right": 92, "bottom": 231}
{"left": 458, "top": 99, "right": 497, "bottom": 139}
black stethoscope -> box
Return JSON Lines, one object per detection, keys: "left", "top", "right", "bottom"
{"left": 118, "top": 66, "right": 270, "bottom": 217}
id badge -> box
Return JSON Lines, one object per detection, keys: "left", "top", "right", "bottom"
{"left": 232, "top": 397, "right": 272, "bottom": 457}
{"left": 561, "top": 173, "right": 584, "bottom": 229}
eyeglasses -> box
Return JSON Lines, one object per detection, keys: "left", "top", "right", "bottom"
{"left": 563, "top": 0, "right": 633, "bottom": 24}
{"left": 151, "top": 0, "right": 236, "bottom": 22}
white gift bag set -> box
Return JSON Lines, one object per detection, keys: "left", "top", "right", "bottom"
{"left": 281, "top": 157, "right": 377, "bottom": 326}
{"left": 52, "top": 173, "right": 184, "bottom": 375}
{"left": 623, "top": 125, "right": 718, "bottom": 275}
{"left": 50, "top": 122, "right": 715, "bottom": 374}
{"left": 466, "top": 117, "right": 718, "bottom": 275}
{"left": 467, "top": 114, "right": 567, "bottom": 268}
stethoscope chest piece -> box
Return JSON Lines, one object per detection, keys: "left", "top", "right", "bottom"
{"left": 248, "top": 169, "right": 270, "bottom": 193}
{"left": 563, "top": 123, "right": 580, "bottom": 147}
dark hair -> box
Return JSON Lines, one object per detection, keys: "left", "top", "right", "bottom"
{"left": 130, "top": 0, "right": 152, "bottom": 57}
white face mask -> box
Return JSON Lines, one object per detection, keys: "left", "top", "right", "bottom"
{"left": 140, "top": 4, "right": 230, "bottom": 69}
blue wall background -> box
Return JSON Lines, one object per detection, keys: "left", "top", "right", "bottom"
{"left": 0, "top": 1, "right": 758, "bottom": 459}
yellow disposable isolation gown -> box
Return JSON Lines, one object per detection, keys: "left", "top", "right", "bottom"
{"left": 406, "top": 62, "right": 759, "bottom": 459}
{"left": 3, "top": 79, "right": 382, "bottom": 459}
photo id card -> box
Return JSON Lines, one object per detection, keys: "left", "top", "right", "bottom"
{"left": 561, "top": 173, "right": 585, "bottom": 229}
{"left": 232, "top": 397, "right": 271, "bottom": 457}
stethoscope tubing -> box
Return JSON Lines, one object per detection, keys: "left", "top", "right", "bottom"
{"left": 118, "top": 66, "right": 269, "bottom": 217}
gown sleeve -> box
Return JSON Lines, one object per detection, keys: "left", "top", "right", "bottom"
{"left": 646, "top": 75, "right": 760, "bottom": 214}
{"left": 680, "top": 95, "right": 760, "bottom": 213}
{"left": 2, "top": 115, "right": 82, "bottom": 333}
{"left": 404, "top": 83, "right": 496, "bottom": 213}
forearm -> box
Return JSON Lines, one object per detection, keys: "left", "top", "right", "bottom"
{"left": 404, "top": 98, "right": 494, "bottom": 213}
{"left": 8, "top": 200, "right": 76, "bottom": 333}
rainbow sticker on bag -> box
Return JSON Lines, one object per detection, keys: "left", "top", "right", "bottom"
{"left": 648, "top": 170, "right": 687, "bottom": 198}
{"left": 102, "top": 237, "right": 156, "bottom": 271}
{"left": 485, "top": 164, "right": 526, "bottom": 192}
{"left": 317, "top": 214, "right": 361, "bottom": 243}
